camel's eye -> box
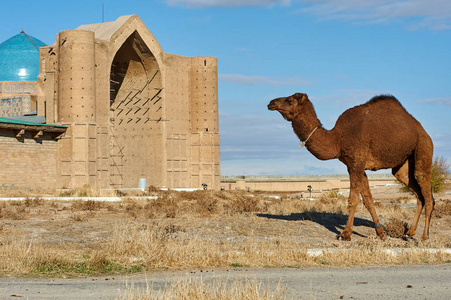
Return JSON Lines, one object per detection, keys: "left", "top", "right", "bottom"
{"left": 286, "top": 98, "right": 292, "bottom": 104}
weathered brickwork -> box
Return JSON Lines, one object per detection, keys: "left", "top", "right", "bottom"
{"left": 0, "top": 131, "right": 57, "bottom": 189}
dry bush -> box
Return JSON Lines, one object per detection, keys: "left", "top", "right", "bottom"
{"left": 24, "top": 197, "right": 44, "bottom": 207}
{"left": 432, "top": 156, "right": 449, "bottom": 193}
{"left": 384, "top": 218, "right": 409, "bottom": 239}
{"left": 0, "top": 202, "right": 28, "bottom": 220}
{"left": 178, "top": 190, "right": 210, "bottom": 201}
{"left": 147, "top": 185, "right": 160, "bottom": 193}
{"left": 174, "top": 191, "right": 219, "bottom": 216}
{"left": 144, "top": 195, "right": 178, "bottom": 219}
{"left": 433, "top": 200, "right": 451, "bottom": 218}
{"left": 120, "top": 199, "right": 144, "bottom": 219}
{"left": 71, "top": 200, "right": 102, "bottom": 211}
{"left": 196, "top": 196, "right": 219, "bottom": 216}
{"left": 321, "top": 189, "right": 343, "bottom": 200}
{"left": 218, "top": 192, "right": 262, "bottom": 214}
{"left": 231, "top": 196, "right": 260, "bottom": 214}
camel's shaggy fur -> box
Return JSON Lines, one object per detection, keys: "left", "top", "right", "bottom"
{"left": 268, "top": 93, "right": 434, "bottom": 241}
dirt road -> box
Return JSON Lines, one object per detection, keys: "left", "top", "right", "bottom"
{"left": 0, "top": 265, "right": 450, "bottom": 299}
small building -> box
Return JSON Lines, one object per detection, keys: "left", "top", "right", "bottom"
{"left": 0, "top": 15, "right": 220, "bottom": 190}
{"left": 0, "top": 118, "right": 66, "bottom": 189}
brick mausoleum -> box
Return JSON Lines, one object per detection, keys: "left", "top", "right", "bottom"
{"left": 0, "top": 15, "right": 220, "bottom": 190}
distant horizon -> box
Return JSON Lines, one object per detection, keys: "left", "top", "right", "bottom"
{"left": 220, "top": 173, "right": 394, "bottom": 178}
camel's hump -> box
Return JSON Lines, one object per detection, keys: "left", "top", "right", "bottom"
{"left": 339, "top": 94, "right": 412, "bottom": 123}
{"left": 366, "top": 94, "right": 401, "bottom": 106}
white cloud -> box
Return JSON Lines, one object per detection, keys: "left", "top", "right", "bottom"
{"left": 219, "top": 73, "right": 311, "bottom": 87}
{"left": 166, "top": 0, "right": 290, "bottom": 8}
{"left": 420, "top": 97, "right": 451, "bottom": 107}
{"left": 299, "top": 0, "right": 451, "bottom": 30}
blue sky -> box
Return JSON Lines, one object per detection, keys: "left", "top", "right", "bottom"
{"left": 1, "top": 0, "right": 450, "bottom": 175}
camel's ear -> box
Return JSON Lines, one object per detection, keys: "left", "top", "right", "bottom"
{"left": 293, "top": 93, "right": 308, "bottom": 105}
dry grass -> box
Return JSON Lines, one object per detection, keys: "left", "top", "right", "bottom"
{"left": 58, "top": 184, "right": 121, "bottom": 197}
{"left": 119, "top": 276, "right": 286, "bottom": 300}
{"left": 0, "top": 189, "right": 449, "bottom": 277}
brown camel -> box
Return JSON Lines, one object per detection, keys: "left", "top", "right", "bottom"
{"left": 268, "top": 93, "right": 434, "bottom": 241}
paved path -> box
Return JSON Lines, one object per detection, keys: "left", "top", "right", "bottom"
{"left": 0, "top": 265, "right": 450, "bottom": 299}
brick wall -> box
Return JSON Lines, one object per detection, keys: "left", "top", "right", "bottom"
{"left": 0, "top": 131, "right": 58, "bottom": 189}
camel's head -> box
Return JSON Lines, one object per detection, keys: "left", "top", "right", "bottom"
{"left": 267, "top": 93, "right": 309, "bottom": 121}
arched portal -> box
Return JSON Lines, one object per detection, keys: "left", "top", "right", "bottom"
{"left": 109, "top": 31, "right": 163, "bottom": 188}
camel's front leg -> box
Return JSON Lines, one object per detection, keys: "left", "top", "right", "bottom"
{"left": 338, "top": 170, "right": 365, "bottom": 241}
{"left": 338, "top": 187, "right": 360, "bottom": 241}
{"left": 361, "top": 173, "right": 386, "bottom": 240}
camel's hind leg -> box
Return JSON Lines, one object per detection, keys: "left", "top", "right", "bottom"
{"left": 392, "top": 158, "right": 423, "bottom": 238}
{"left": 392, "top": 154, "right": 434, "bottom": 240}
{"left": 361, "top": 173, "right": 386, "bottom": 240}
{"left": 413, "top": 145, "right": 434, "bottom": 240}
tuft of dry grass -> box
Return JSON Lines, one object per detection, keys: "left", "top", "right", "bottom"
{"left": 384, "top": 218, "right": 409, "bottom": 239}
{"left": 71, "top": 200, "right": 103, "bottom": 211}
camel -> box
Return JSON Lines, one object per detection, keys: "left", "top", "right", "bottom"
{"left": 268, "top": 93, "right": 434, "bottom": 241}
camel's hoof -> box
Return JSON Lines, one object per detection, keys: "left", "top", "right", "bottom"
{"left": 336, "top": 234, "right": 351, "bottom": 241}
{"left": 376, "top": 226, "right": 386, "bottom": 240}
{"left": 405, "top": 229, "right": 416, "bottom": 237}
{"left": 402, "top": 234, "right": 415, "bottom": 241}
{"left": 378, "top": 233, "right": 387, "bottom": 241}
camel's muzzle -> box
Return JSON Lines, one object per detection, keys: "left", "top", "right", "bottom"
{"left": 267, "top": 99, "right": 280, "bottom": 111}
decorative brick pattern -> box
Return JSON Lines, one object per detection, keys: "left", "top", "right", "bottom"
{"left": 0, "top": 96, "right": 31, "bottom": 117}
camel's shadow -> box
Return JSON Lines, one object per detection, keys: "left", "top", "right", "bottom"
{"left": 256, "top": 211, "right": 374, "bottom": 238}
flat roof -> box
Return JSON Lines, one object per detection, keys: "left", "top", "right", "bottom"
{"left": 0, "top": 117, "right": 66, "bottom": 128}
{"left": 0, "top": 117, "right": 67, "bottom": 132}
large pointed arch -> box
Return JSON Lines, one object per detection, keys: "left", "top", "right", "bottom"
{"left": 107, "top": 15, "right": 164, "bottom": 69}
{"left": 108, "top": 28, "right": 164, "bottom": 188}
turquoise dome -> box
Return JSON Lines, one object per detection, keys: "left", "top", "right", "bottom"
{"left": 0, "top": 31, "right": 46, "bottom": 82}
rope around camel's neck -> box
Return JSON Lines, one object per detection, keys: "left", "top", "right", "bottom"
{"left": 299, "top": 126, "right": 318, "bottom": 147}
{"left": 291, "top": 108, "right": 321, "bottom": 146}
{"left": 292, "top": 114, "right": 341, "bottom": 161}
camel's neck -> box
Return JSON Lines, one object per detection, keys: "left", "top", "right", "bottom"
{"left": 291, "top": 103, "right": 341, "bottom": 161}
